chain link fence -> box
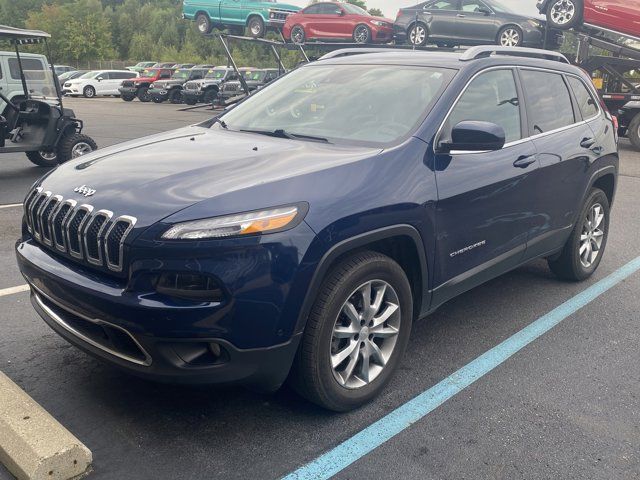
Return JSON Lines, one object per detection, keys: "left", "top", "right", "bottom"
{"left": 64, "top": 60, "right": 136, "bottom": 70}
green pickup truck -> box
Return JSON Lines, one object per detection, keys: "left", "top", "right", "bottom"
{"left": 182, "top": 0, "right": 300, "bottom": 38}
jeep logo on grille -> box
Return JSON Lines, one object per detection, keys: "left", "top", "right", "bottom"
{"left": 74, "top": 185, "right": 96, "bottom": 197}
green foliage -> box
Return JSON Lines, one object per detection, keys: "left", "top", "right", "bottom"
{"left": 4, "top": 0, "right": 308, "bottom": 68}
{"left": 368, "top": 8, "right": 385, "bottom": 17}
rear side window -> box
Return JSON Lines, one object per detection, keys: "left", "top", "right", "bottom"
{"left": 567, "top": 76, "right": 599, "bottom": 119}
{"left": 445, "top": 69, "right": 522, "bottom": 144}
{"left": 520, "top": 70, "right": 575, "bottom": 135}
{"left": 8, "top": 58, "right": 44, "bottom": 80}
{"left": 427, "top": 0, "right": 458, "bottom": 10}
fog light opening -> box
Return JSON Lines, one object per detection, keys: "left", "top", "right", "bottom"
{"left": 155, "top": 272, "right": 225, "bottom": 302}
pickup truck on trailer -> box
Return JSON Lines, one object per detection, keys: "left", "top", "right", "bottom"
{"left": 182, "top": 0, "right": 300, "bottom": 38}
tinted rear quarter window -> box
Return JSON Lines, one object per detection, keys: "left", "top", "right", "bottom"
{"left": 567, "top": 76, "right": 599, "bottom": 119}
{"left": 520, "top": 70, "right": 575, "bottom": 135}
{"left": 8, "top": 58, "right": 44, "bottom": 80}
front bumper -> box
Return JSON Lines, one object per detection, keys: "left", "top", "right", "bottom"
{"left": 15, "top": 227, "right": 315, "bottom": 389}
{"left": 149, "top": 88, "right": 169, "bottom": 100}
{"left": 118, "top": 86, "right": 139, "bottom": 96}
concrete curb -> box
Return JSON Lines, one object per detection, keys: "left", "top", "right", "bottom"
{"left": 0, "top": 371, "right": 92, "bottom": 480}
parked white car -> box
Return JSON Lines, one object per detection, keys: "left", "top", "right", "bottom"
{"left": 62, "top": 70, "right": 138, "bottom": 98}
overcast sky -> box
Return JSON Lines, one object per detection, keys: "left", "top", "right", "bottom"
{"left": 290, "top": 0, "right": 541, "bottom": 19}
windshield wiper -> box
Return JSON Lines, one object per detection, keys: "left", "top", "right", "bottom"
{"left": 211, "top": 117, "right": 228, "bottom": 129}
{"left": 239, "top": 128, "right": 330, "bottom": 143}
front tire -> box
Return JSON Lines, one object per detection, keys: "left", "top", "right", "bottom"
{"left": 121, "top": 94, "right": 135, "bottom": 102}
{"left": 291, "top": 25, "right": 306, "bottom": 45}
{"left": 548, "top": 188, "right": 610, "bottom": 281}
{"left": 248, "top": 16, "right": 265, "bottom": 38}
{"left": 498, "top": 25, "right": 524, "bottom": 47}
{"left": 203, "top": 89, "right": 218, "bottom": 104}
{"left": 546, "top": 0, "right": 583, "bottom": 30}
{"left": 152, "top": 96, "right": 164, "bottom": 104}
{"left": 26, "top": 150, "right": 58, "bottom": 168}
{"left": 137, "top": 87, "right": 151, "bottom": 102}
{"left": 83, "top": 86, "right": 96, "bottom": 98}
{"left": 353, "top": 24, "right": 371, "bottom": 44}
{"left": 57, "top": 133, "right": 98, "bottom": 163}
{"left": 289, "top": 251, "right": 413, "bottom": 411}
{"left": 195, "top": 13, "right": 213, "bottom": 34}
{"left": 168, "top": 89, "right": 183, "bottom": 104}
{"left": 408, "top": 22, "right": 428, "bottom": 47}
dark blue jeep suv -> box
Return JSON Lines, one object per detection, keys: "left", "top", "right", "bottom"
{"left": 16, "top": 46, "right": 618, "bottom": 411}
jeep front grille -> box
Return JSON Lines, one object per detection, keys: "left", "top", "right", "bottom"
{"left": 24, "top": 187, "right": 137, "bottom": 273}
{"left": 121, "top": 80, "right": 135, "bottom": 88}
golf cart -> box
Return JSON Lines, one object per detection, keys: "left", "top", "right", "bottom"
{"left": 0, "top": 26, "right": 96, "bottom": 167}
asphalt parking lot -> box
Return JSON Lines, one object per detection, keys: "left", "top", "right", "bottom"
{"left": 1, "top": 98, "right": 639, "bottom": 480}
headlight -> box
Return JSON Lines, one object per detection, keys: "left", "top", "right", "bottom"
{"left": 161, "top": 205, "right": 305, "bottom": 240}
{"left": 150, "top": 83, "right": 155, "bottom": 88}
{"left": 370, "top": 20, "right": 387, "bottom": 27}
{"left": 527, "top": 19, "right": 541, "bottom": 28}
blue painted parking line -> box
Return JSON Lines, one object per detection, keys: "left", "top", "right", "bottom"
{"left": 283, "top": 255, "right": 640, "bottom": 480}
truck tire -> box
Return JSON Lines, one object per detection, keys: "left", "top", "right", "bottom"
{"left": 248, "top": 16, "right": 265, "bottom": 38}
{"left": 196, "top": 13, "right": 212, "bottom": 34}
{"left": 184, "top": 97, "right": 197, "bottom": 106}
{"left": 548, "top": 188, "right": 610, "bottom": 281}
{"left": 121, "top": 94, "right": 135, "bottom": 102}
{"left": 628, "top": 112, "right": 640, "bottom": 150}
{"left": 57, "top": 133, "right": 98, "bottom": 163}
{"left": 168, "top": 89, "right": 183, "bottom": 104}
{"left": 288, "top": 251, "right": 413, "bottom": 411}
{"left": 203, "top": 89, "right": 218, "bottom": 104}
{"left": 26, "top": 150, "right": 58, "bottom": 168}
{"left": 546, "top": 0, "right": 583, "bottom": 30}
{"left": 137, "top": 87, "right": 151, "bottom": 102}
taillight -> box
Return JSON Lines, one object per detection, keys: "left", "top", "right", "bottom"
{"left": 612, "top": 115, "right": 619, "bottom": 131}
{"left": 396, "top": 9, "right": 402, "bottom": 20}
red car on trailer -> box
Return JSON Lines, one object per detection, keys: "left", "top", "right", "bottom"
{"left": 537, "top": 0, "right": 640, "bottom": 39}
{"left": 282, "top": 1, "right": 395, "bottom": 44}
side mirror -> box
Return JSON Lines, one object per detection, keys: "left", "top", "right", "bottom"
{"left": 339, "top": 10, "right": 345, "bottom": 16}
{"left": 96, "top": 77, "right": 103, "bottom": 82}
{"left": 439, "top": 121, "right": 506, "bottom": 153}
{"left": 478, "top": 8, "right": 492, "bottom": 15}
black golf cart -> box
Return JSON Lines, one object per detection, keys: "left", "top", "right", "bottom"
{"left": 0, "top": 26, "right": 96, "bottom": 167}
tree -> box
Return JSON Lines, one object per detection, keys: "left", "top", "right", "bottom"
{"left": 368, "top": 8, "right": 384, "bottom": 17}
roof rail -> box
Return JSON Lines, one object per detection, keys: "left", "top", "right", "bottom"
{"left": 319, "top": 48, "right": 403, "bottom": 60}
{"left": 459, "top": 46, "right": 570, "bottom": 64}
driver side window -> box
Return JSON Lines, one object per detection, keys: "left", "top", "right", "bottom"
{"left": 445, "top": 69, "right": 522, "bottom": 144}
{"left": 426, "top": 0, "right": 458, "bottom": 10}
{"left": 461, "top": 0, "right": 489, "bottom": 13}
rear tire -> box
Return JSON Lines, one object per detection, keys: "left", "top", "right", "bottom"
{"left": 83, "top": 86, "right": 96, "bottom": 98}
{"left": 57, "top": 133, "right": 98, "bottom": 164}
{"left": 628, "top": 113, "right": 640, "bottom": 150}
{"left": 203, "top": 89, "right": 218, "bottom": 104}
{"left": 152, "top": 96, "right": 164, "bottom": 104}
{"left": 546, "top": 0, "right": 583, "bottom": 30}
{"left": 195, "top": 13, "right": 213, "bottom": 34}
{"left": 122, "top": 94, "right": 135, "bottom": 102}
{"left": 26, "top": 150, "right": 58, "bottom": 168}
{"left": 548, "top": 188, "right": 610, "bottom": 281}
{"left": 289, "top": 251, "right": 413, "bottom": 411}
{"left": 184, "top": 97, "right": 197, "bottom": 106}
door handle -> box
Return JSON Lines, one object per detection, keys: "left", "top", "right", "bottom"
{"left": 580, "top": 137, "right": 596, "bottom": 149}
{"left": 456, "top": 13, "right": 466, "bottom": 17}
{"left": 513, "top": 155, "right": 536, "bottom": 169}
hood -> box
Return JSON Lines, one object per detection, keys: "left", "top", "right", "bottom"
{"left": 265, "top": 2, "right": 299, "bottom": 11}
{"left": 153, "top": 79, "right": 186, "bottom": 88}
{"left": 371, "top": 16, "right": 394, "bottom": 23}
{"left": 36, "top": 125, "right": 381, "bottom": 227}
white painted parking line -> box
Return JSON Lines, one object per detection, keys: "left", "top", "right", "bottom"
{"left": 0, "top": 203, "right": 22, "bottom": 209}
{"left": 0, "top": 371, "right": 92, "bottom": 480}
{"left": 0, "top": 285, "right": 29, "bottom": 298}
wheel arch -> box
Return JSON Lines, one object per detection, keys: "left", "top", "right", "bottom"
{"left": 592, "top": 171, "right": 616, "bottom": 206}
{"left": 294, "top": 225, "right": 429, "bottom": 336}
{"left": 246, "top": 13, "right": 267, "bottom": 26}
{"left": 407, "top": 19, "right": 429, "bottom": 36}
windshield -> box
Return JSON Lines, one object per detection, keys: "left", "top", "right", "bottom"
{"left": 79, "top": 71, "right": 98, "bottom": 79}
{"left": 220, "top": 64, "right": 455, "bottom": 146}
{"left": 141, "top": 69, "right": 158, "bottom": 78}
{"left": 343, "top": 3, "right": 369, "bottom": 15}
{"left": 171, "top": 69, "right": 191, "bottom": 79}
{"left": 242, "top": 70, "right": 265, "bottom": 81}
{"left": 206, "top": 69, "right": 228, "bottom": 79}
{"left": 487, "top": 0, "right": 514, "bottom": 13}
{"left": 8, "top": 57, "right": 60, "bottom": 102}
